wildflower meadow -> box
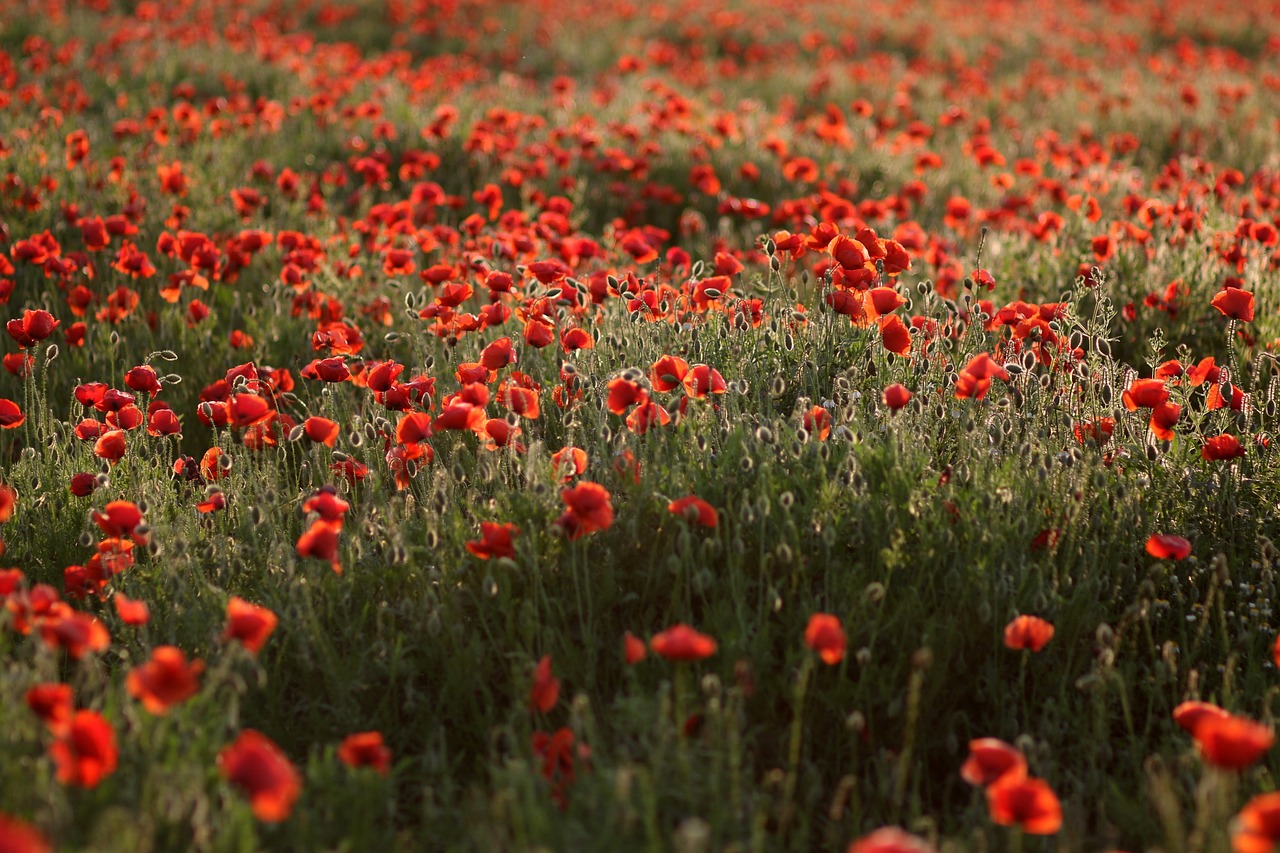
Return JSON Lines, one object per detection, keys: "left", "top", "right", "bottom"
{"left": 1, "top": 0, "right": 1280, "bottom": 850}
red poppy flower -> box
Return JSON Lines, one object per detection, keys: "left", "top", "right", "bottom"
{"left": 1003, "top": 615, "right": 1054, "bottom": 651}
{"left": 465, "top": 521, "right": 519, "bottom": 560}
{"left": 51, "top": 710, "right": 118, "bottom": 788}
{"left": 529, "top": 655, "right": 560, "bottom": 714}
{"left": 0, "top": 812, "right": 51, "bottom": 853}
{"left": 560, "top": 327, "right": 593, "bottom": 352}
{"left": 219, "top": 730, "right": 301, "bottom": 822}
{"left": 26, "top": 683, "right": 73, "bottom": 735}
{"left": 954, "top": 354, "right": 1009, "bottom": 401}
{"left": 961, "top": 739, "right": 1028, "bottom": 787}
{"left": 0, "top": 399, "right": 26, "bottom": 429}
{"left": 91, "top": 500, "right": 143, "bottom": 538}
{"left": 480, "top": 337, "right": 516, "bottom": 371}
{"left": 531, "top": 727, "right": 584, "bottom": 809}
{"left": 650, "top": 624, "right": 718, "bottom": 662}
{"left": 0, "top": 568, "right": 23, "bottom": 596}
{"left": 1122, "top": 378, "right": 1169, "bottom": 410}
{"left": 883, "top": 384, "right": 912, "bottom": 411}
{"left": 68, "top": 473, "right": 97, "bottom": 497}
{"left": 338, "top": 732, "right": 392, "bottom": 776}
{"left": 147, "top": 408, "right": 182, "bottom": 436}
{"left": 223, "top": 597, "right": 278, "bottom": 655}
{"left": 1212, "top": 286, "right": 1255, "bottom": 322}
{"left": 846, "top": 827, "right": 937, "bottom": 853}
{"left": 39, "top": 605, "right": 110, "bottom": 659}
{"left": 986, "top": 775, "right": 1062, "bottom": 834}
{"left": 1202, "top": 434, "right": 1246, "bottom": 461}
{"left": 302, "top": 416, "right": 340, "bottom": 447}
{"left": 879, "top": 315, "right": 912, "bottom": 355}
{"left": 829, "top": 235, "right": 871, "bottom": 271}
{"left": 668, "top": 495, "right": 718, "bottom": 528}
{"left": 804, "top": 613, "right": 847, "bottom": 665}
{"left": 93, "top": 429, "right": 126, "bottom": 462}
{"left": 625, "top": 400, "right": 670, "bottom": 435}
{"left": 682, "top": 364, "right": 727, "bottom": 398}
{"left": 297, "top": 519, "right": 342, "bottom": 573}
{"left": 1191, "top": 712, "right": 1274, "bottom": 769}
{"left": 607, "top": 377, "right": 648, "bottom": 414}
{"left": 650, "top": 355, "right": 690, "bottom": 392}
{"left": 1149, "top": 401, "right": 1180, "bottom": 441}
{"left": 1173, "top": 701, "right": 1231, "bottom": 735}
{"left": 0, "top": 483, "right": 14, "bottom": 523}
{"left": 123, "top": 365, "right": 161, "bottom": 395}
{"left": 1145, "top": 534, "right": 1191, "bottom": 560}
{"left": 550, "top": 446, "right": 588, "bottom": 481}
{"left": 126, "top": 646, "right": 204, "bottom": 714}
{"left": 114, "top": 593, "right": 150, "bottom": 626}
{"left": 6, "top": 309, "right": 59, "bottom": 349}
{"left": 1233, "top": 791, "right": 1280, "bottom": 853}
{"left": 623, "top": 631, "right": 646, "bottom": 665}
{"left": 555, "top": 481, "right": 614, "bottom": 540}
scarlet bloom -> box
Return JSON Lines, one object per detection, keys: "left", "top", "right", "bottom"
{"left": 302, "top": 416, "right": 340, "bottom": 447}
{"left": 879, "top": 315, "right": 912, "bottom": 355}
{"left": 1191, "top": 712, "right": 1274, "bottom": 770}
{"left": 466, "top": 521, "right": 519, "bottom": 560}
{"left": 650, "top": 624, "right": 718, "bottom": 661}
{"left": 623, "top": 631, "right": 646, "bottom": 665}
{"left": 1233, "top": 791, "right": 1280, "bottom": 853}
{"left": 1145, "top": 534, "right": 1191, "bottom": 560}
{"left": 51, "top": 710, "right": 118, "bottom": 788}
{"left": 1173, "top": 701, "right": 1231, "bottom": 735}
{"left": 39, "top": 605, "right": 110, "bottom": 659}
{"left": 1122, "top": 378, "right": 1169, "bottom": 410}
{"left": 883, "top": 383, "right": 912, "bottom": 411}
{"left": 219, "top": 730, "right": 302, "bottom": 822}
{"left": 1003, "top": 615, "right": 1054, "bottom": 652}
{"left": 302, "top": 488, "right": 349, "bottom": 525}
{"left": 961, "top": 739, "right": 1028, "bottom": 787}
{"left": 804, "top": 613, "right": 847, "bottom": 665}
{"left": 1202, "top": 434, "right": 1246, "bottom": 461}
{"left": 529, "top": 655, "right": 560, "bottom": 713}
{"left": 555, "top": 482, "right": 614, "bottom": 540}
{"left": 1212, "top": 286, "right": 1255, "bottom": 322}
{"left": 0, "top": 483, "right": 14, "bottom": 523}
{"left": 0, "top": 812, "right": 51, "bottom": 853}
{"left": 69, "top": 473, "right": 98, "bottom": 497}
{"left": 126, "top": 646, "right": 204, "bottom": 715}
{"left": 26, "top": 682, "right": 74, "bottom": 735}
{"left": 803, "top": 405, "right": 832, "bottom": 440}
{"left": 480, "top": 337, "right": 516, "bottom": 371}
{"left": 682, "top": 364, "right": 727, "bottom": 398}
{"left": 337, "top": 732, "right": 392, "bottom": 775}
{"left": 986, "top": 775, "right": 1062, "bottom": 834}
{"left": 606, "top": 377, "right": 647, "bottom": 414}
{"left": 650, "top": 355, "right": 690, "bottom": 392}
{"left": 846, "top": 827, "right": 937, "bottom": 853}
{"left": 6, "top": 309, "right": 60, "bottom": 348}
{"left": 223, "top": 597, "right": 278, "bottom": 655}
{"left": 91, "top": 500, "right": 143, "bottom": 538}
{"left": 297, "top": 519, "right": 342, "bottom": 573}
{"left": 114, "top": 593, "right": 150, "bottom": 626}
{"left": 0, "top": 399, "right": 26, "bottom": 429}
{"left": 93, "top": 429, "right": 127, "bottom": 462}
{"left": 550, "top": 446, "right": 588, "bottom": 481}
{"left": 668, "top": 495, "right": 718, "bottom": 528}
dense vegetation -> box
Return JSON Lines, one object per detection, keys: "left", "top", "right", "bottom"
{"left": 1, "top": 0, "right": 1280, "bottom": 849}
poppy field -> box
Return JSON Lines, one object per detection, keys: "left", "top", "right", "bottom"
{"left": 3, "top": 0, "right": 1280, "bottom": 849}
